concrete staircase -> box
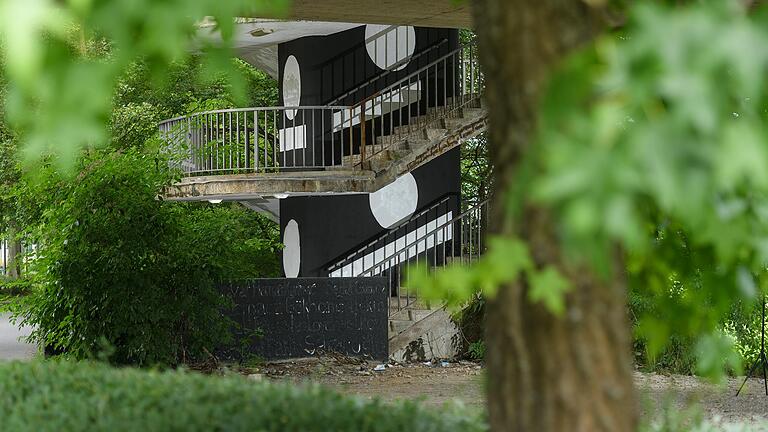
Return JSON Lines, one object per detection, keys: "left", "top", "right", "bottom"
{"left": 339, "top": 100, "right": 486, "bottom": 174}
{"left": 387, "top": 299, "right": 460, "bottom": 363}
{"left": 326, "top": 194, "right": 489, "bottom": 362}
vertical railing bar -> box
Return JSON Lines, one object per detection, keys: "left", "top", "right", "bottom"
{"left": 208, "top": 114, "right": 213, "bottom": 172}
{"left": 292, "top": 111, "right": 297, "bottom": 168}
{"left": 434, "top": 63, "right": 438, "bottom": 121}
{"left": 252, "top": 110, "right": 258, "bottom": 172}
{"left": 262, "top": 110, "right": 267, "bottom": 170}
{"left": 187, "top": 117, "right": 192, "bottom": 174}
{"left": 349, "top": 108, "right": 355, "bottom": 168}
{"left": 443, "top": 57, "right": 447, "bottom": 116}
{"left": 273, "top": 110, "right": 277, "bottom": 171}
{"left": 305, "top": 109, "right": 310, "bottom": 167}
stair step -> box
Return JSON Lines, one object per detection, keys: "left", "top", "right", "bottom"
{"left": 375, "top": 134, "right": 411, "bottom": 149}
{"left": 389, "top": 319, "right": 413, "bottom": 335}
{"left": 341, "top": 147, "right": 395, "bottom": 166}
{"left": 387, "top": 309, "right": 436, "bottom": 338}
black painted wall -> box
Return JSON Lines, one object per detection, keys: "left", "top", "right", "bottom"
{"left": 276, "top": 26, "right": 463, "bottom": 277}
{"left": 278, "top": 26, "right": 459, "bottom": 106}
{"left": 276, "top": 26, "right": 460, "bottom": 167}
{"left": 218, "top": 278, "right": 388, "bottom": 360}
{"left": 280, "top": 147, "right": 461, "bottom": 277}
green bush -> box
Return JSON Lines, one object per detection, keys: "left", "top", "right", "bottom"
{"left": 13, "top": 149, "right": 280, "bottom": 366}
{"left": 468, "top": 340, "right": 486, "bottom": 361}
{"left": 0, "top": 361, "right": 486, "bottom": 432}
{"left": 0, "top": 276, "right": 34, "bottom": 297}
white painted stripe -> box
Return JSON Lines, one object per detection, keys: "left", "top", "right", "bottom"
{"left": 332, "top": 82, "right": 422, "bottom": 132}
{"left": 279, "top": 124, "right": 307, "bottom": 151}
{"left": 329, "top": 210, "right": 453, "bottom": 277}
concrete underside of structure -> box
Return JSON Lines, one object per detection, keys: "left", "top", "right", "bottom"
{"left": 252, "top": 0, "right": 473, "bottom": 29}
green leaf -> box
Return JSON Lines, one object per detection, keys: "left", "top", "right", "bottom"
{"left": 527, "top": 266, "right": 572, "bottom": 316}
{"left": 696, "top": 331, "right": 742, "bottom": 382}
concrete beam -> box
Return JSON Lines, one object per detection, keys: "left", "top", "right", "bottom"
{"left": 163, "top": 170, "right": 378, "bottom": 201}
{"left": 251, "top": 0, "right": 473, "bottom": 29}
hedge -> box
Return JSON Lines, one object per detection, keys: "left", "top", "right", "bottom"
{"left": 0, "top": 361, "right": 486, "bottom": 432}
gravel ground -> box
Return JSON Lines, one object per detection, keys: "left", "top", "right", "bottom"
{"left": 5, "top": 306, "right": 768, "bottom": 429}
{"left": 636, "top": 371, "right": 768, "bottom": 428}
{"left": 254, "top": 357, "right": 768, "bottom": 428}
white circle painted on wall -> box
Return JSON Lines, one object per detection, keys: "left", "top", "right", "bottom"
{"left": 365, "top": 25, "right": 416, "bottom": 72}
{"left": 369, "top": 173, "right": 419, "bottom": 229}
{"left": 282, "top": 55, "right": 301, "bottom": 120}
{"left": 283, "top": 219, "right": 301, "bottom": 278}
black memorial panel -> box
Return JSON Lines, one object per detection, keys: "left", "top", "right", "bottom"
{"left": 219, "top": 277, "right": 388, "bottom": 360}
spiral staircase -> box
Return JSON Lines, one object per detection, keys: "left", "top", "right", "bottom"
{"left": 160, "top": 41, "right": 486, "bottom": 206}
{"left": 159, "top": 38, "right": 488, "bottom": 361}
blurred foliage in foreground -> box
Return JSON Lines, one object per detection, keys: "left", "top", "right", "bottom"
{"left": 0, "top": 360, "right": 486, "bottom": 432}
{"left": 416, "top": 2, "right": 768, "bottom": 381}
{"left": 0, "top": 0, "right": 286, "bottom": 171}
{"left": 1, "top": 32, "right": 281, "bottom": 365}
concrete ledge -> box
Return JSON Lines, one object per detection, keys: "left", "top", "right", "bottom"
{"left": 164, "top": 170, "right": 378, "bottom": 201}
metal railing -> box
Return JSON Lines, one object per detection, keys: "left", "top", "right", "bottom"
{"left": 159, "top": 41, "right": 483, "bottom": 177}
{"left": 349, "top": 41, "right": 483, "bottom": 167}
{"left": 327, "top": 194, "right": 456, "bottom": 275}
{"left": 159, "top": 106, "right": 362, "bottom": 175}
{"left": 326, "top": 37, "right": 450, "bottom": 106}
{"left": 329, "top": 197, "right": 490, "bottom": 317}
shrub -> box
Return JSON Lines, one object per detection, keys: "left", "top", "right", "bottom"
{"left": 14, "top": 150, "right": 280, "bottom": 366}
{"left": 453, "top": 294, "right": 485, "bottom": 359}
{"left": 0, "top": 276, "right": 34, "bottom": 297}
{"left": 0, "top": 361, "right": 486, "bottom": 432}
{"left": 109, "top": 102, "right": 163, "bottom": 150}
{"left": 468, "top": 340, "right": 486, "bottom": 361}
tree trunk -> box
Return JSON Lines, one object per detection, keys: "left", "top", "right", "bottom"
{"left": 6, "top": 225, "right": 21, "bottom": 279}
{"left": 471, "top": 1, "right": 637, "bottom": 431}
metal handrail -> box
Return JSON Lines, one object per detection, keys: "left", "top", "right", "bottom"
{"left": 361, "top": 196, "right": 489, "bottom": 277}
{"left": 326, "top": 194, "right": 456, "bottom": 273}
{"left": 159, "top": 105, "right": 363, "bottom": 175}
{"left": 158, "top": 38, "right": 484, "bottom": 177}
{"left": 332, "top": 196, "right": 490, "bottom": 316}
{"left": 327, "top": 38, "right": 449, "bottom": 106}
{"left": 351, "top": 40, "right": 482, "bottom": 167}
{"left": 159, "top": 105, "right": 353, "bottom": 126}
{"left": 356, "top": 42, "right": 475, "bottom": 108}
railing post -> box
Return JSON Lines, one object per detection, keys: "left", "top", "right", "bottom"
{"left": 360, "top": 99, "right": 367, "bottom": 166}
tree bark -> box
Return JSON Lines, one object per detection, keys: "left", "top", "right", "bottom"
{"left": 471, "top": 1, "right": 637, "bottom": 431}
{"left": 6, "top": 225, "right": 21, "bottom": 279}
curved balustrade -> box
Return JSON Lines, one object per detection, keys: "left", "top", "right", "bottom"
{"left": 158, "top": 41, "right": 483, "bottom": 177}
{"left": 159, "top": 106, "right": 360, "bottom": 175}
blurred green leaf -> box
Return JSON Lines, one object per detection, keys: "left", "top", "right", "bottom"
{"left": 528, "top": 266, "right": 571, "bottom": 316}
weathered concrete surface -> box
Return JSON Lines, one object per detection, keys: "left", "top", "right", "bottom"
{"left": 0, "top": 313, "right": 36, "bottom": 361}
{"left": 389, "top": 309, "right": 461, "bottom": 363}
{"left": 248, "top": 0, "right": 473, "bottom": 29}
{"left": 164, "top": 170, "right": 376, "bottom": 201}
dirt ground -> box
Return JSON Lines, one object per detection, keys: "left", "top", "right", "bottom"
{"left": 250, "top": 356, "right": 768, "bottom": 427}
